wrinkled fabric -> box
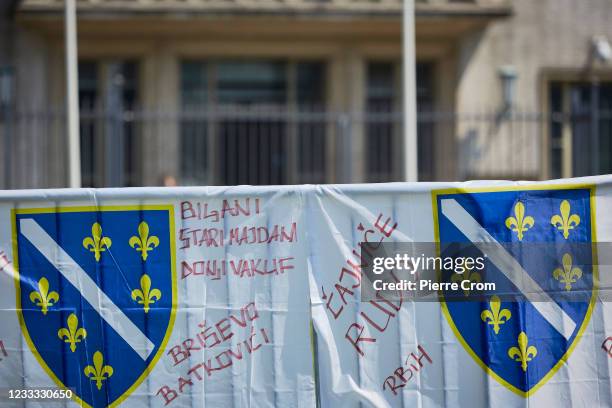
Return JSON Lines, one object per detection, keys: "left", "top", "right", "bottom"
{"left": 0, "top": 176, "right": 610, "bottom": 408}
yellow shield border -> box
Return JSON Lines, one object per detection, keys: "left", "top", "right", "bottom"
{"left": 431, "top": 183, "right": 598, "bottom": 398}
{"left": 11, "top": 204, "right": 178, "bottom": 408}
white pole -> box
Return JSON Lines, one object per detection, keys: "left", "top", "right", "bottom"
{"left": 403, "top": 0, "right": 418, "bottom": 182}
{"left": 65, "top": 0, "right": 81, "bottom": 188}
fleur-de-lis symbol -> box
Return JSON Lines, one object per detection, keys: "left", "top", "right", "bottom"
{"left": 29, "top": 277, "right": 59, "bottom": 315}
{"left": 57, "top": 313, "right": 87, "bottom": 352}
{"left": 507, "top": 331, "right": 537, "bottom": 372}
{"left": 451, "top": 267, "right": 482, "bottom": 296}
{"left": 505, "top": 201, "right": 535, "bottom": 241}
{"left": 131, "top": 274, "right": 162, "bottom": 313}
{"left": 480, "top": 295, "right": 512, "bottom": 334}
{"left": 129, "top": 222, "right": 159, "bottom": 261}
{"left": 84, "top": 351, "right": 113, "bottom": 390}
{"left": 553, "top": 253, "right": 583, "bottom": 291}
{"left": 82, "top": 223, "right": 112, "bottom": 262}
{"left": 551, "top": 200, "right": 580, "bottom": 240}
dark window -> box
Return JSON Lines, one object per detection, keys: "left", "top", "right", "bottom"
{"left": 572, "top": 83, "right": 612, "bottom": 176}
{"left": 297, "top": 62, "right": 325, "bottom": 109}
{"left": 78, "top": 60, "right": 140, "bottom": 187}
{"left": 78, "top": 61, "right": 98, "bottom": 187}
{"left": 180, "top": 60, "right": 326, "bottom": 185}
{"left": 416, "top": 62, "right": 435, "bottom": 181}
{"left": 115, "top": 62, "right": 139, "bottom": 187}
{"left": 549, "top": 81, "right": 612, "bottom": 177}
{"left": 217, "top": 61, "right": 286, "bottom": 106}
{"left": 600, "top": 85, "right": 612, "bottom": 173}
{"left": 217, "top": 61, "right": 287, "bottom": 185}
{"left": 549, "top": 82, "right": 563, "bottom": 179}
{"left": 0, "top": 66, "right": 14, "bottom": 113}
{"left": 180, "top": 62, "right": 209, "bottom": 185}
{"left": 365, "top": 61, "right": 435, "bottom": 182}
{"left": 366, "top": 62, "right": 395, "bottom": 182}
{"left": 297, "top": 62, "right": 326, "bottom": 183}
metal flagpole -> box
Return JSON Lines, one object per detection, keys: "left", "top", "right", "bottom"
{"left": 65, "top": 0, "right": 81, "bottom": 188}
{"left": 403, "top": 0, "right": 418, "bottom": 182}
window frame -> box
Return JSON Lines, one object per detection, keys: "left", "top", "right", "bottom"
{"left": 178, "top": 59, "right": 328, "bottom": 185}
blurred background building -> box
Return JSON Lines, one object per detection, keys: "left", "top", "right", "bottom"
{"left": 1, "top": 0, "right": 612, "bottom": 188}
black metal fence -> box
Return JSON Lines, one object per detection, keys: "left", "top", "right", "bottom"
{"left": 1, "top": 108, "right": 610, "bottom": 189}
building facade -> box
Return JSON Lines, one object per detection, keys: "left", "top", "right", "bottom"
{"left": 1, "top": 0, "right": 612, "bottom": 188}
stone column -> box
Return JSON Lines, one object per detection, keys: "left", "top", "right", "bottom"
{"left": 141, "top": 48, "right": 179, "bottom": 186}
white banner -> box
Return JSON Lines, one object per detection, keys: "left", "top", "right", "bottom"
{"left": 0, "top": 176, "right": 610, "bottom": 407}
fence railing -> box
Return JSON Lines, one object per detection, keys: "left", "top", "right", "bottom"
{"left": 1, "top": 108, "right": 609, "bottom": 189}
{"left": 21, "top": 0, "right": 511, "bottom": 11}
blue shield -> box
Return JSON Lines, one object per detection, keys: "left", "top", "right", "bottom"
{"left": 433, "top": 186, "right": 597, "bottom": 396}
{"left": 13, "top": 206, "right": 176, "bottom": 408}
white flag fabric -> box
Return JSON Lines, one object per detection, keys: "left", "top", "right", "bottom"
{"left": 0, "top": 176, "right": 610, "bottom": 407}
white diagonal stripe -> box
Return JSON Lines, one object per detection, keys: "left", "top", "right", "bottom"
{"left": 441, "top": 199, "right": 576, "bottom": 340}
{"left": 20, "top": 218, "right": 154, "bottom": 360}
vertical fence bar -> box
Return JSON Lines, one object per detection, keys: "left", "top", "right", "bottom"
{"left": 403, "top": 0, "right": 418, "bottom": 182}
{"left": 65, "top": 0, "right": 81, "bottom": 188}
{"left": 591, "top": 78, "right": 600, "bottom": 175}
